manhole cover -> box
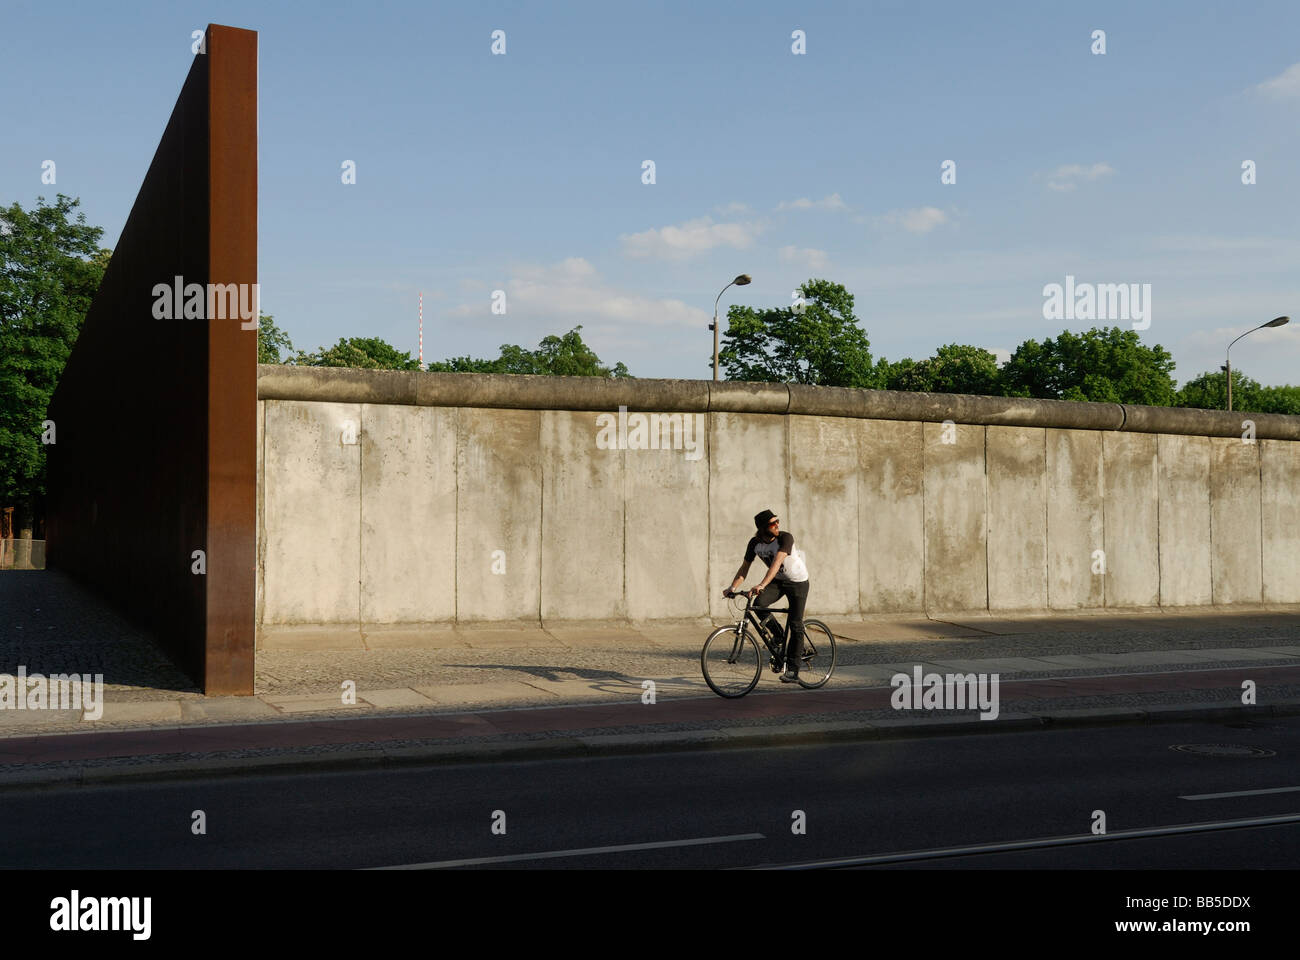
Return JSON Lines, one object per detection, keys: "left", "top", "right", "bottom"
{"left": 1170, "top": 743, "right": 1276, "bottom": 758}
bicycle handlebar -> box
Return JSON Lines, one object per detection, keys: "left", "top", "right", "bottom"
{"left": 724, "top": 590, "right": 790, "bottom": 614}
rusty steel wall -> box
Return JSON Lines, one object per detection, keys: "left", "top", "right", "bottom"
{"left": 45, "top": 25, "right": 257, "bottom": 694}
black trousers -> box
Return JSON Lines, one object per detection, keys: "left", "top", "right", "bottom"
{"left": 755, "top": 579, "right": 809, "bottom": 670}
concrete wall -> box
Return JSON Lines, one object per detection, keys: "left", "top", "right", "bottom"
{"left": 256, "top": 369, "right": 1300, "bottom": 627}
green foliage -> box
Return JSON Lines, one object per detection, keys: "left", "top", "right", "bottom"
{"left": 290, "top": 326, "right": 630, "bottom": 378}
{"left": 257, "top": 313, "right": 294, "bottom": 364}
{"left": 880, "top": 343, "right": 1003, "bottom": 395}
{"left": 428, "top": 326, "right": 630, "bottom": 378}
{"left": 293, "top": 336, "right": 420, "bottom": 370}
{"left": 1255, "top": 384, "right": 1300, "bottom": 415}
{"left": 718, "top": 279, "right": 875, "bottom": 386}
{"left": 0, "top": 195, "right": 107, "bottom": 505}
{"left": 1000, "top": 326, "right": 1177, "bottom": 405}
{"left": 1175, "top": 370, "right": 1300, "bottom": 415}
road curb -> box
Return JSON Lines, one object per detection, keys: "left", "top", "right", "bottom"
{"left": 2, "top": 697, "right": 1298, "bottom": 792}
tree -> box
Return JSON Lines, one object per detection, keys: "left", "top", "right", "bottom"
{"left": 1254, "top": 384, "right": 1300, "bottom": 415}
{"left": 1000, "top": 326, "right": 1177, "bottom": 405}
{"left": 718, "top": 278, "right": 875, "bottom": 386}
{"left": 427, "top": 326, "right": 630, "bottom": 377}
{"left": 1176, "top": 370, "right": 1300, "bottom": 415}
{"left": 257, "top": 313, "right": 294, "bottom": 364}
{"left": 293, "top": 336, "right": 420, "bottom": 370}
{"left": 0, "top": 195, "right": 107, "bottom": 551}
{"left": 530, "top": 326, "right": 629, "bottom": 377}
{"left": 1175, "top": 370, "right": 1241, "bottom": 411}
{"left": 881, "top": 344, "right": 1003, "bottom": 395}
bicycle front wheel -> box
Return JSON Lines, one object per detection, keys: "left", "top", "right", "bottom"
{"left": 701, "top": 626, "right": 762, "bottom": 698}
{"left": 796, "top": 620, "right": 837, "bottom": 688}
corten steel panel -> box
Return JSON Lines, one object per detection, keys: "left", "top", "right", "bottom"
{"left": 205, "top": 26, "right": 258, "bottom": 694}
{"left": 45, "top": 24, "right": 256, "bottom": 694}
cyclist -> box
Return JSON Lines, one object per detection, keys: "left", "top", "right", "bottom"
{"left": 722, "top": 509, "right": 810, "bottom": 683}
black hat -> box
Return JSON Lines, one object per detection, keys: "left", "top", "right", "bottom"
{"left": 754, "top": 509, "right": 778, "bottom": 531}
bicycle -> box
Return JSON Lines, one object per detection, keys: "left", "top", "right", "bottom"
{"left": 700, "top": 591, "right": 837, "bottom": 698}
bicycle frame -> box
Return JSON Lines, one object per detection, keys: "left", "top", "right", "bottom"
{"left": 729, "top": 593, "right": 798, "bottom": 662}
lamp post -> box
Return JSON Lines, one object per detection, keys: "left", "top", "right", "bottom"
{"left": 1224, "top": 316, "right": 1288, "bottom": 411}
{"left": 711, "top": 274, "right": 751, "bottom": 381}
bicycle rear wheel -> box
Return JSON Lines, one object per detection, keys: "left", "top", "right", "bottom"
{"left": 701, "top": 626, "right": 762, "bottom": 698}
{"left": 796, "top": 620, "right": 837, "bottom": 688}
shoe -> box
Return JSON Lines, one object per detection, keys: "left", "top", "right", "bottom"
{"left": 780, "top": 669, "right": 800, "bottom": 683}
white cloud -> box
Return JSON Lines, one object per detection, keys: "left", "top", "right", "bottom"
{"left": 877, "top": 206, "right": 949, "bottom": 234}
{"left": 1043, "top": 162, "right": 1115, "bottom": 192}
{"left": 620, "top": 216, "right": 762, "bottom": 260}
{"left": 989, "top": 347, "right": 1012, "bottom": 367}
{"left": 1181, "top": 321, "right": 1295, "bottom": 351}
{"left": 776, "top": 193, "right": 848, "bottom": 212}
{"left": 779, "top": 245, "right": 830, "bottom": 271}
{"left": 714, "top": 201, "right": 753, "bottom": 215}
{"left": 1253, "top": 63, "right": 1300, "bottom": 98}
{"left": 448, "top": 257, "right": 710, "bottom": 329}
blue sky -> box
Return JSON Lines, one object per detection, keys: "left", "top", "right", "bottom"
{"left": 5, "top": 0, "right": 1300, "bottom": 386}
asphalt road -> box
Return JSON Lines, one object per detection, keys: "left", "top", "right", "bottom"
{"left": 2, "top": 717, "right": 1297, "bottom": 870}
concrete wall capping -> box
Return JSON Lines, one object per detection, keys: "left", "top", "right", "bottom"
{"left": 256, "top": 366, "right": 1300, "bottom": 440}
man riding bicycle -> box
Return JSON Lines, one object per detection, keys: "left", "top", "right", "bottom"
{"left": 722, "top": 509, "right": 810, "bottom": 683}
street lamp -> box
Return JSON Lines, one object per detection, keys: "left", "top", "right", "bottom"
{"left": 1225, "top": 316, "right": 1289, "bottom": 411}
{"left": 711, "top": 274, "right": 751, "bottom": 381}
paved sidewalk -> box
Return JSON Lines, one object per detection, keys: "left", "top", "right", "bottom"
{"left": 2, "top": 569, "right": 1299, "bottom": 787}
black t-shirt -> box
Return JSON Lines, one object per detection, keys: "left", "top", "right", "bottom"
{"left": 744, "top": 531, "right": 809, "bottom": 583}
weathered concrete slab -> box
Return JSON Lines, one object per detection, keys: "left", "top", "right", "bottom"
{"left": 410, "top": 680, "right": 554, "bottom": 705}
{"left": 359, "top": 688, "right": 437, "bottom": 709}
{"left": 523, "top": 678, "right": 643, "bottom": 701}
{"left": 858, "top": 420, "right": 924, "bottom": 613}
{"left": 923, "top": 421, "right": 986, "bottom": 612}
{"left": 182, "top": 697, "right": 280, "bottom": 721}
{"left": 256, "top": 398, "right": 265, "bottom": 629}
{"left": 360, "top": 404, "right": 457, "bottom": 623}
{"left": 262, "top": 400, "right": 361, "bottom": 623}
{"left": 88, "top": 700, "right": 184, "bottom": 724}
{"left": 260, "top": 627, "right": 364, "bottom": 651}
{"left": 929, "top": 656, "right": 1057, "bottom": 673}
{"left": 826, "top": 618, "right": 988, "bottom": 640}
{"left": 1046, "top": 429, "right": 1104, "bottom": 608}
{"left": 624, "top": 408, "right": 709, "bottom": 620}
{"left": 987, "top": 426, "right": 1047, "bottom": 610}
{"left": 0, "top": 709, "right": 83, "bottom": 730}
{"left": 1102, "top": 432, "right": 1160, "bottom": 607}
{"left": 709, "top": 413, "right": 787, "bottom": 619}
{"left": 456, "top": 628, "right": 557, "bottom": 649}
{"left": 456, "top": 408, "right": 541, "bottom": 621}
{"left": 361, "top": 626, "right": 467, "bottom": 650}
{"left": 1261, "top": 439, "right": 1300, "bottom": 603}
{"left": 790, "top": 415, "right": 859, "bottom": 615}
{"left": 1210, "top": 437, "right": 1262, "bottom": 605}
{"left": 1158, "top": 434, "right": 1212, "bottom": 605}
{"left": 541, "top": 410, "right": 625, "bottom": 621}
{"left": 266, "top": 695, "right": 371, "bottom": 714}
